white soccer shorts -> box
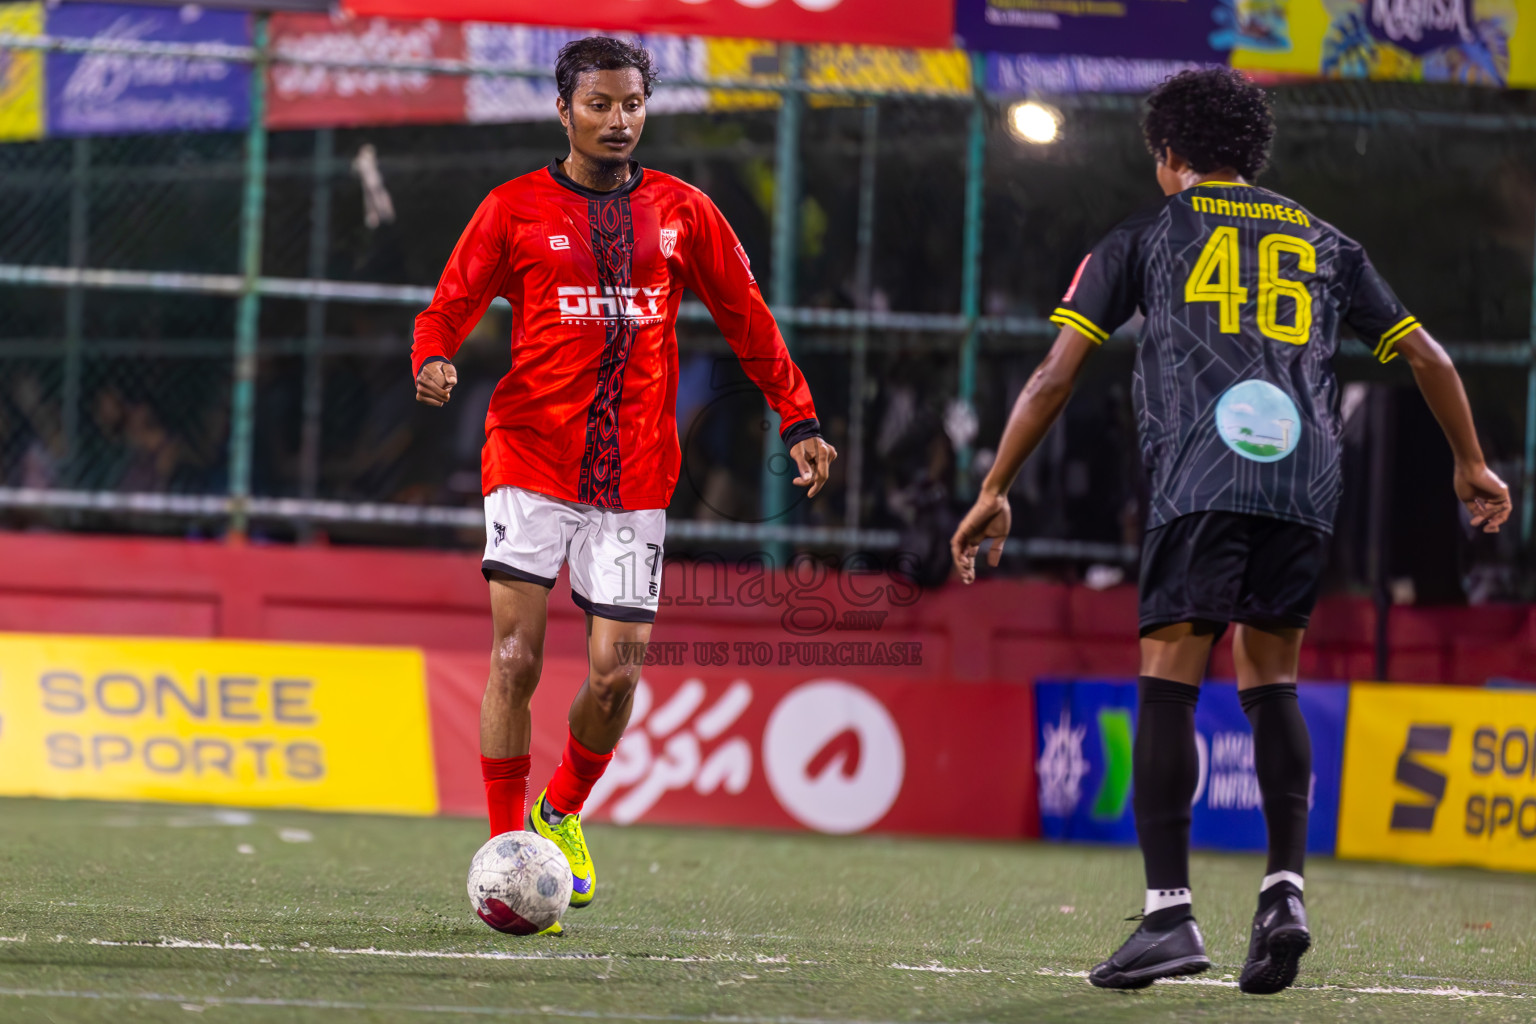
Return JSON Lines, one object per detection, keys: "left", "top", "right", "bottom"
{"left": 481, "top": 485, "right": 665, "bottom": 623}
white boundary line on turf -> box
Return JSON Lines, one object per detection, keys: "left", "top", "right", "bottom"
{"left": 0, "top": 988, "right": 918, "bottom": 1024}
{"left": 1031, "top": 967, "right": 1533, "bottom": 1000}
{"left": 88, "top": 937, "right": 609, "bottom": 962}
{"left": 81, "top": 936, "right": 809, "bottom": 966}
{"left": 891, "top": 963, "right": 994, "bottom": 974}
{"left": 31, "top": 938, "right": 1535, "bottom": 1003}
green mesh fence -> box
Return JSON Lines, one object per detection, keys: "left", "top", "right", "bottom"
{"left": 0, "top": 47, "right": 1531, "bottom": 604}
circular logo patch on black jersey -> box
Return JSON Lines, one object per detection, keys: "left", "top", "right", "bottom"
{"left": 1216, "top": 380, "right": 1301, "bottom": 463}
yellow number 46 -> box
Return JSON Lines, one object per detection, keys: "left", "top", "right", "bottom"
{"left": 1184, "top": 226, "right": 1315, "bottom": 345}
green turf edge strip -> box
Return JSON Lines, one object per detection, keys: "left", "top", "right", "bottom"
{"left": 0, "top": 989, "right": 934, "bottom": 1023}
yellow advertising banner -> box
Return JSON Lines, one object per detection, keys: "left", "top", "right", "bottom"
{"left": 1232, "top": 0, "right": 1535, "bottom": 88}
{"left": 0, "top": 2, "right": 43, "bottom": 142}
{"left": 706, "top": 39, "right": 971, "bottom": 111}
{"left": 1339, "top": 684, "right": 1536, "bottom": 872}
{"left": 0, "top": 634, "right": 437, "bottom": 815}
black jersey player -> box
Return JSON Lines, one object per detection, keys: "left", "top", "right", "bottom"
{"left": 952, "top": 69, "right": 1510, "bottom": 994}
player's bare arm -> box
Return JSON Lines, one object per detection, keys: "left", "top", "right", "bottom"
{"left": 790, "top": 436, "right": 837, "bottom": 498}
{"left": 415, "top": 360, "right": 458, "bottom": 406}
{"left": 1394, "top": 328, "right": 1511, "bottom": 533}
{"left": 950, "top": 325, "right": 1097, "bottom": 583}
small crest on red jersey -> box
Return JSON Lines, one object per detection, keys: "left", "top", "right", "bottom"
{"left": 659, "top": 228, "right": 679, "bottom": 259}
{"left": 735, "top": 242, "right": 754, "bottom": 281}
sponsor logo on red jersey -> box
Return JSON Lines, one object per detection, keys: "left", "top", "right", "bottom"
{"left": 556, "top": 285, "right": 667, "bottom": 323}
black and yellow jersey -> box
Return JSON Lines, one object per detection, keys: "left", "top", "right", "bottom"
{"left": 1051, "top": 180, "right": 1416, "bottom": 534}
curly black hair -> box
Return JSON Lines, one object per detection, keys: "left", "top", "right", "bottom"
{"left": 1142, "top": 69, "right": 1275, "bottom": 180}
{"left": 555, "top": 36, "right": 658, "bottom": 108}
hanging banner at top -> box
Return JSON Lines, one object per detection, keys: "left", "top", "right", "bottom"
{"left": 339, "top": 0, "right": 953, "bottom": 50}
{"left": 1231, "top": 0, "right": 1534, "bottom": 88}
{"left": 45, "top": 2, "right": 250, "bottom": 136}
{"left": 954, "top": 0, "right": 1230, "bottom": 62}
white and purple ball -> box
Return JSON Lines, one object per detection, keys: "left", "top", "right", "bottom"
{"left": 467, "top": 831, "right": 573, "bottom": 935}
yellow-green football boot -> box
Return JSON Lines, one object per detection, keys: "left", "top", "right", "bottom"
{"left": 528, "top": 788, "right": 596, "bottom": 908}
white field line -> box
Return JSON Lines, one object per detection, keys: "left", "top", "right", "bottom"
{"left": 79, "top": 936, "right": 808, "bottom": 966}
{"left": 0, "top": 988, "right": 918, "bottom": 1024}
{"left": 890, "top": 963, "right": 994, "bottom": 974}
{"left": 88, "top": 937, "right": 609, "bottom": 962}
{"left": 13, "top": 937, "right": 1532, "bottom": 1004}
{"left": 1030, "top": 967, "right": 1533, "bottom": 1000}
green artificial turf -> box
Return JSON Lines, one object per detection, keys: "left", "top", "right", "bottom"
{"left": 0, "top": 798, "right": 1532, "bottom": 1023}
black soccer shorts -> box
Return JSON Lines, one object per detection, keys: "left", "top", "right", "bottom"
{"left": 1137, "top": 511, "right": 1331, "bottom": 638}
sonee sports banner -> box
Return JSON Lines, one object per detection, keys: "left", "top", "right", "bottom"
{"left": 0, "top": 634, "right": 437, "bottom": 815}
{"left": 1034, "top": 679, "right": 1349, "bottom": 855}
{"left": 1339, "top": 683, "right": 1536, "bottom": 872}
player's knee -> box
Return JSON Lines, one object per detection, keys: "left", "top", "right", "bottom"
{"left": 489, "top": 642, "right": 542, "bottom": 707}
{"left": 586, "top": 661, "right": 641, "bottom": 717}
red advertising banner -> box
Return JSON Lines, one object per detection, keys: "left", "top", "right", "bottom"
{"left": 338, "top": 1, "right": 952, "bottom": 50}
{"left": 268, "top": 13, "right": 466, "bottom": 129}
{"left": 427, "top": 652, "right": 1038, "bottom": 838}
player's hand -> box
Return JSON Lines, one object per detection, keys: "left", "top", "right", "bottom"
{"left": 951, "top": 489, "right": 1011, "bottom": 585}
{"left": 1455, "top": 461, "right": 1511, "bottom": 534}
{"left": 790, "top": 437, "right": 837, "bottom": 498}
{"left": 415, "top": 360, "right": 457, "bottom": 407}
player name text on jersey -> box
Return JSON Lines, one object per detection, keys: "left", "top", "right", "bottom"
{"left": 1191, "top": 195, "right": 1312, "bottom": 228}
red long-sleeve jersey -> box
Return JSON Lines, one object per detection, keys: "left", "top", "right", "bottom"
{"left": 412, "top": 161, "right": 821, "bottom": 511}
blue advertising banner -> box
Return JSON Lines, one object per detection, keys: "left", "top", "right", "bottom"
{"left": 988, "top": 53, "right": 1217, "bottom": 95}
{"left": 1035, "top": 679, "right": 1349, "bottom": 854}
{"left": 1035, "top": 680, "right": 1140, "bottom": 844}
{"left": 46, "top": 3, "right": 250, "bottom": 137}
{"left": 956, "top": 0, "right": 1232, "bottom": 62}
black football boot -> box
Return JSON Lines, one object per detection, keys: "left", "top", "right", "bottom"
{"left": 1089, "top": 915, "right": 1211, "bottom": 990}
{"left": 1239, "top": 889, "right": 1311, "bottom": 995}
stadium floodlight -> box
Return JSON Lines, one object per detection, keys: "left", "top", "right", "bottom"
{"left": 1007, "top": 101, "right": 1061, "bottom": 145}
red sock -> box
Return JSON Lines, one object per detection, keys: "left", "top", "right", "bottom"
{"left": 544, "top": 731, "right": 614, "bottom": 816}
{"left": 480, "top": 754, "right": 531, "bottom": 838}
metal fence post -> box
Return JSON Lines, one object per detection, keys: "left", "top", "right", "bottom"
{"left": 228, "top": 13, "right": 269, "bottom": 537}
{"left": 299, "top": 127, "right": 333, "bottom": 515}
{"left": 761, "top": 43, "right": 803, "bottom": 561}
{"left": 62, "top": 137, "right": 89, "bottom": 483}
{"left": 955, "top": 53, "right": 987, "bottom": 495}
{"left": 846, "top": 99, "right": 878, "bottom": 535}
{"left": 1524, "top": 205, "right": 1536, "bottom": 544}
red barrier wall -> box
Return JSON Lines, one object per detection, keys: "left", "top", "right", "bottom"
{"left": 0, "top": 531, "right": 1529, "bottom": 685}
{"left": 426, "top": 651, "right": 1038, "bottom": 838}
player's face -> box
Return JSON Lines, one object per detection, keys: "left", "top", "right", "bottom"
{"left": 561, "top": 69, "right": 647, "bottom": 166}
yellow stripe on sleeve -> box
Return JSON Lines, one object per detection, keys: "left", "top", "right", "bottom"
{"left": 1050, "top": 307, "right": 1109, "bottom": 344}
{"left": 1375, "top": 316, "right": 1419, "bottom": 364}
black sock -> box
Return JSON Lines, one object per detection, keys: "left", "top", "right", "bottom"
{"left": 1241, "top": 683, "right": 1311, "bottom": 908}
{"left": 1134, "top": 676, "right": 1202, "bottom": 923}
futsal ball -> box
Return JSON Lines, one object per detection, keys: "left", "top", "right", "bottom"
{"left": 467, "top": 831, "right": 573, "bottom": 935}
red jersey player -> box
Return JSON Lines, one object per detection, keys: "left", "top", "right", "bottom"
{"left": 412, "top": 36, "right": 836, "bottom": 931}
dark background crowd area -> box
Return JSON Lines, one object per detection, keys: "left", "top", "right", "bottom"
{"left": 0, "top": 82, "right": 1533, "bottom": 602}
